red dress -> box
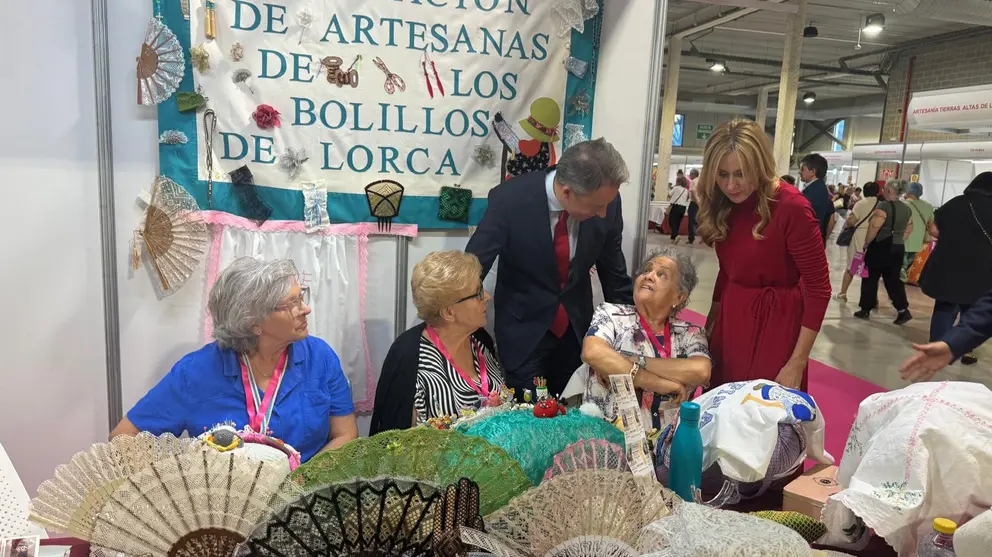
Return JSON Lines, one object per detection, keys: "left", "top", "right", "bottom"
{"left": 709, "top": 184, "right": 831, "bottom": 391}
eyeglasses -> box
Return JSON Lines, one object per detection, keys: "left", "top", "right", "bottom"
{"left": 276, "top": 286, "right": 310, "bottom": 316}
{"left": 453, "top": 284, "right": 485, "bottom": 304}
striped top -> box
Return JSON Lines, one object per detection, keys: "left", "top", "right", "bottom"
{"left": 414, "top": 336, "right": 504, "bottom": 424}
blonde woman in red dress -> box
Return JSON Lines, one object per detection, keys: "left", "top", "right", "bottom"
{"left": 697, "top": 120, "right": 831, "bottom": 391}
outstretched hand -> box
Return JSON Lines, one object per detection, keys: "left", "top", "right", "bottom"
{"left": 899, "top": 342, "right": 953, "bottom": 383}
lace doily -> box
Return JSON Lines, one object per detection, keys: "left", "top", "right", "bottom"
{"left": 637, "top": 503, "right": 812, "bottom": 557}
{"left": 458, "top": 409, "right": 624, "bottom": 485}
{"left": 552, "top": 0, "right": 601, "bottom": 37}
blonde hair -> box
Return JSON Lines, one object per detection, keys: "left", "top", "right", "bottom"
{"left": 411, "top": 250, "right": 483, "bottom": 325}
{"left": 696, "top": 119, "right": 779, "bottom": 245}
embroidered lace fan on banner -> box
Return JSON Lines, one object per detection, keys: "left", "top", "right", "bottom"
{"left": 636, "top": 502, "right": 813, "bottom": 557}
{"left": 28, "top": 432, "right": 197, "bottom": 538}
{"left": 236, "top": 477, "right": 442, "bottom": 557}
{"left": 132, "top": 175, "right": 209, "bottom": 296}
{"left": 136, "top": 17, "right": 185, "bottom": 105}
{"left": 290, "top": 428, "right": 529, "bottom": 515}
{"left": 544, "top": 439, "right": 627, "bottom": 482}
{"left": 87, "top": 451, "right": 302, "bottom": 557}
{"left": 462, "top": 469, "right": 673, "bottom": 557}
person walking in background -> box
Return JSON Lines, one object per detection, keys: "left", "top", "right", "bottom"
{"left": 697, "top": 119, "right": 831, "bottom": 391}
{"left": 836, "top": 182, "right": 881, "bottom": 301}
{"left": 667, "top": 176, "right": 691, "bottom": 244}
{"left": 900, "top": 287, "right": 992, "bottom": 382}
{"left": 781, "top": 175, "right": 797, "bottom": 187}
{"left": 855, "top": 180, "right": 914, "bottom": 324}
{"left": 687, "top": 168, "right": 700, "bottom": 244}
{"left": 799, "top": 153, "right": 837, "bottom": 246}
{"left": 465, "top": 138, "right": 633, "bottom": 398}
{"left": 902, "top": 181, "right": 935, "bottom": 283}
{"left": 918, "top": 172, "right": 992, "bottom": 366}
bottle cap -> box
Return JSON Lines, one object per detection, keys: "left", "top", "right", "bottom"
{"left": 933, "top": 517, "right": 957, "bottom": 534}
{"left": 679, "top": 401, "right": 701, "bottom": 421}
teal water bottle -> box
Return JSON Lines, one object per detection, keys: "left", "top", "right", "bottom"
{"left": 669, "top": 401, "right": 703, "bottom": 502}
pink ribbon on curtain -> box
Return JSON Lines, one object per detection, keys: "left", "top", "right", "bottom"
{"left": 199, "top": 210, "right": 418, "bottom": 412}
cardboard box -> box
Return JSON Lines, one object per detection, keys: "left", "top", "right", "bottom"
{"left": 783, "top": 464, "right": 841, "bottom": 519}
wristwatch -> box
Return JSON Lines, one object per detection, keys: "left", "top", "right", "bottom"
{"left": 637, "top": 354, "right": 647, "bottom": 369}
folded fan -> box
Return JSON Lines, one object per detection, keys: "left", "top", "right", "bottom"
{"left": 291, "top": 428, "right": 529, "bottom": 515}
{"left": 28, "top": 432, "right": 197, "bottom": 538}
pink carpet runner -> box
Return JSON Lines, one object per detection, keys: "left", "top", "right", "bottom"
{"left": 679, "top": 310, "right": 887, "bottom": 462}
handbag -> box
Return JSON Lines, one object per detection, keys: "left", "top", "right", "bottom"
{"left": 849, "top": 251, "right": 869, "bottom": 278}
{"left": 907, "top": 241, "right": 933, "bottom": 285}
{"left": 438, "top": 184, "right": 472, "bottom": 223}
{"left": 836, "top": 199, "right": 878, "bottom": 247}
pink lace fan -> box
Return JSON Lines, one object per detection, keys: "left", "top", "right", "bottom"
{"left": 543, "top": 439, "right": 628, "bottom": 482}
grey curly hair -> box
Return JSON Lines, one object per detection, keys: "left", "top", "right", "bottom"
{"left": 636, "top": 246, "right": 699, "bottom": 313}
{"left": 208, "top": 257, "right": 300, "bottom": 353}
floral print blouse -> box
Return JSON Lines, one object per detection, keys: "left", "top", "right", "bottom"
{"left": 584, "top": 302, "right": 710, "bottom": 432}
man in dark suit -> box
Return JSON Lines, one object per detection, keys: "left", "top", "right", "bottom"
{"left": 799, "top": 153, "right": 837, "bottom": 245}
{"left": 465, "top": 138, "right": 634, "bottom": 398}
{"left": 900, "top": 287, "right": 992, "bottom": 381}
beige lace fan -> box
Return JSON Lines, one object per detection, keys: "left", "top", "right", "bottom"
{"left": 88, "top": 450, "right": 302, "bottom": 557}
{"left": 133, "top": 176, "right": 208, "bottom": 295}
{"left": 28, "top": 432, "right": 197, "bottom": 537}
{"left": 463, "top": 470, "right": 674, "bottom": 557}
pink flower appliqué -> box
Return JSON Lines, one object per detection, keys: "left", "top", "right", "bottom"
{"left": 252, "top": 104, "right": 281, "bottom": 129}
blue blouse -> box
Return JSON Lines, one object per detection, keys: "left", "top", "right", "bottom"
{"left": 127, "top": 336, "right": 355, "bottom": 462}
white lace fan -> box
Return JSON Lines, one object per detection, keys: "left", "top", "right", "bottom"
{"left": 462, "top": 470, "right": 674, "bottom": 557}
{"left": 88, "top": 450, "right": 302, "bottom": 557}
{"left": 132, "top": 176, "right": 209, "bottom": 295}
{"left": 136, "top": 17, "right": 185, "bottom": 105}
{"left": 28, "top": 432, "right": 197, "bottom": 538}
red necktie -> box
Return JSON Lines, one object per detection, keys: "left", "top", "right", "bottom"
{"left": 550, "top": 210, "right": 570, "bottom": 337}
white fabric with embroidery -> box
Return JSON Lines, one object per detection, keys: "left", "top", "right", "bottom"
{"left": 637, "top": 503, "right": 812, "bottom": 557}
{"left": 821, "top": 381, "right": 992, "bottom": 556}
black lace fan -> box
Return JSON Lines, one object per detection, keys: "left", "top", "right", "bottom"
{"left": 432, "top": 478, "right": 485, "bottom": 557}
{"left": 237, "top": 477, "right": 441, "bottom": 556}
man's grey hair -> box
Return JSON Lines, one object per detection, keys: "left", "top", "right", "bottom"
{"left": 637, "top": 246, "right": 699, "bottom": 314}
{"left": 885, "top": 179, "right": 909, "bottom": 195}
{"left": 209, "top": 257, "right": 299, "bottom": 353}
{"left": 555, "top": 137, "right": 629, "bottom": 195}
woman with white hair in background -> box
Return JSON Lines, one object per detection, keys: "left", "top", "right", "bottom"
{"left": 581, "top": 246, "right": 711, "bottom": 432}
{"left": 110, "top": 257, "right": 359, "bottom": 463}
{"left": 855, "top": 179, "right": 914, "bottom": 324}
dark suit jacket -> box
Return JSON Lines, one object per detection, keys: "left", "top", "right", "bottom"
{"left": 369, "top": 323, "right": 497, "bottom": 435}
{"left": 465, "top": 167, "right": 634, "bottom": 371}
{"left": 944, "top": 288, "right": 992, "bottom": 359}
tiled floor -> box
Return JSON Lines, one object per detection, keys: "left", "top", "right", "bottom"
{"left": 645, "top": 231, "right": 992, "bottom": 391}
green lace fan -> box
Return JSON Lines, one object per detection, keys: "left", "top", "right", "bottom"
{"left": 291, "top": 429, "right": 529, "bottom": 515}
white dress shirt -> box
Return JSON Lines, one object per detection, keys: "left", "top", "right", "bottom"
{"left": 546, "top": 170, "right": 578, "bottom": 261}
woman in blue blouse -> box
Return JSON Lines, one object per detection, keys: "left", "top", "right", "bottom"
{"left": 111, "top": 257, "right": 359, "bottom": 462}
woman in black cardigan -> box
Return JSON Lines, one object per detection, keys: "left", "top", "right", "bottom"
{"left": 370, "top": 251, "right": 503, "bottom": 435}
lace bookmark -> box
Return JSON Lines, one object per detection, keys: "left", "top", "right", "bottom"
{"left": 229, "top": 166, "right": 273, "bottom": 225}
{"left": 301, "top": 181, "right": 329, "bottom": 233}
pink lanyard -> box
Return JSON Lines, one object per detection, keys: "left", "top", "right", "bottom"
{"left": 239, "top": 349, "right": 289, "bottom": 434}
{"left": 637, "top": 314, "right": 671, "bottom": 359}
{"left": 425, "top": 326, "right": 490, "bottom": 397}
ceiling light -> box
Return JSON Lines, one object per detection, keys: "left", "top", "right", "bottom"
{"left": 803, "top": 25, "right": 818, "bottom": 38}
{"left": 803, "top": 92, "right": 816, "bottom": 104}
{"left": 707, "top": 59, "right": 727, "bottom": 72}
{"left": 862, "top": 13, "right": 885, "bottom": 36}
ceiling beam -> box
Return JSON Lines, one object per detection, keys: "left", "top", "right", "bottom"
{"left": 685, "top": 48, "right": 885, "bottom": 77}
{"left": 688, "top": 0, "right": 798, "bottom": 14}
{"left": 682, "top": 67, "right": 884, "bottom": 91}
{"left": 668, "top": 0, "right": 791, "bottom": 39}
